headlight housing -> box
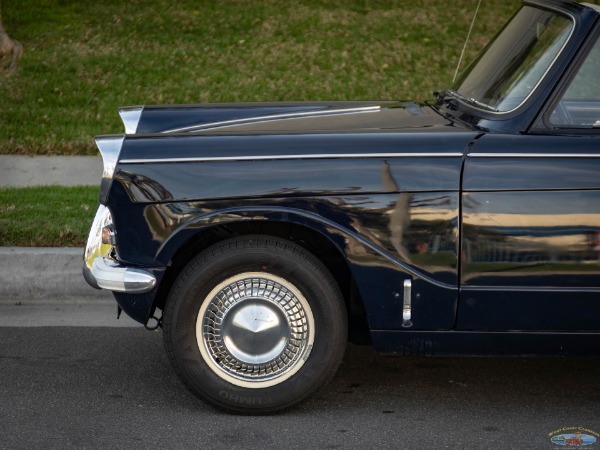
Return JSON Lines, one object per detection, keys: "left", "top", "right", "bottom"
{"left": 84, "top": 205, "right": 115, "bottom": 271}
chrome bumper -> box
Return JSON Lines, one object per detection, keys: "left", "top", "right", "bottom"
{"left": 83, "top": 205, "right": 156, "bottom": 294}
{"left": 83, "top": 257, "right": 157, "bottom": 294}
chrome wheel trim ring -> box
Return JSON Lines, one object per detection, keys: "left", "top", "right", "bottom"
{"left": 196, "top": 272, "right": 315, "bottom": 389}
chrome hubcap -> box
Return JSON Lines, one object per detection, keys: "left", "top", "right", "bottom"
{"left": 196, "top": 273, "right": 315, "bottom": 388}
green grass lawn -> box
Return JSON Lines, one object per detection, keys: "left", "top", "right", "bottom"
{"left": 1, "top": 0, "right": 523, "bottom": 155}
{"left": 0, "top": 187, "right": 98, "bottom": 246}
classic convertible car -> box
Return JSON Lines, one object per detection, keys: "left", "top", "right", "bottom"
{"left": 84, "top": 0, "right": 600, "bottom": 413}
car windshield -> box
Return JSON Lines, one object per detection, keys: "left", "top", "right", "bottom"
{"left": 451, "top": 5, "right": 573, "bottom": 113}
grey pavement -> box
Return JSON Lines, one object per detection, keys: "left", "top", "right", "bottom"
{"left": 1, "top": 155, "right": 104, "bottom": 300}
{"left": 0, "top": 298, "right": 137, "bottom": 327}
{"left": 0, "top": 155, "right": 101, "bottom": 187}
{"left": 2, "top": 321, "right": 600, "bottom": 449}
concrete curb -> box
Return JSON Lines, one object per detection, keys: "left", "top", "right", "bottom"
{"left": 0, "top": 247, "right": 112, "bottom": 300}
{"left": 0, "top": 157, "right": 109, "bottom": 300}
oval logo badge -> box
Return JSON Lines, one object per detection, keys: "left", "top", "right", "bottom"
{"left": 551, "top": 433, "right": 597, "bottom": 446}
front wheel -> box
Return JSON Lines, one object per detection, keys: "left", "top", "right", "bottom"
{"left": 162, "top": 235, "right": 347, "bottom": 414}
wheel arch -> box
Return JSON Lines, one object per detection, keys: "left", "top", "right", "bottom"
{"left": 153, "top": 213, "right": 371, "bottom": 344}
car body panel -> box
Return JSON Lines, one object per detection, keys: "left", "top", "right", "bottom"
{"left": 460, "top": 134, "right": 600, "bottom": 331}
{"left": 108, "top": 123, "right": 475, "bottom": 330}
{"left": 84, "top": 0, "right": 600, "bottom": 356}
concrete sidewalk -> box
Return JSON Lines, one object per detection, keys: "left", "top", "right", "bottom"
{"left": 0, "top": 155, "right": 101, "bottom": 187}
{"left": 1, "top": 156, "right": 105, "bottom": 300}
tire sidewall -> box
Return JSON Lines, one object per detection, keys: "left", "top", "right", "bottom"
{"left": 164, "top": 236, "right": 347, "bottom": 413}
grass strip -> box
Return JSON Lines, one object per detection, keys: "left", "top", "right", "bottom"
{"left": 0, "top": 186, "right": 98, "bottom": 247}
{"left": 0, "top": 0, "right": 525, "bottom": 155}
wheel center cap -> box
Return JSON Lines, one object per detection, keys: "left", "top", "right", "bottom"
{"left": 222, "top": 300, "right": 290, "bottom": 364}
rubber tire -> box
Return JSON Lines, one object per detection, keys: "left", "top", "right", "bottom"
{"left": 162, "top": 235, "right": 347, "bottom": 414}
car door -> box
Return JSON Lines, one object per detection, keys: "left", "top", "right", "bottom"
{"left": 458, "top": 31, "right": 600, "bottom": 331}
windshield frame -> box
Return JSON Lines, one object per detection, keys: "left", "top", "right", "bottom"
{"left": 451, "top": 5, "right": 575, "bottom": 115}
{"left": 436, "top": 0, "right": 596, "bottom": 128}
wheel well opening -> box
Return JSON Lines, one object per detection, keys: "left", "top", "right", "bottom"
{"left": 155, "top": 221, "right": 371, "bottom": 345}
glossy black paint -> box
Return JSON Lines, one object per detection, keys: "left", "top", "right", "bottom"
{"left": 463, "top": 135, "right": 600, "bottom": 190}
{"left": 460, "top": 133, "right": 600, "bottom": 331}
{"left": 92, "top": 0, "right": 600, "bottom": 355}
{"left": 135, "top": 101, "right": 391, "bottom": 134}
{"left": 113, "top": 283, "right": 163, "bottom": 325}
{"left": 108, "top": 190, "right": 461, "bottom": 330}
{"left": 109, "top": 106, "right": 474, "bottom": 332}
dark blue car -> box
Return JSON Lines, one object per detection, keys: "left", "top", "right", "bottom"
{"left": 83, "top": 0, "right": 600, "bottom": 413}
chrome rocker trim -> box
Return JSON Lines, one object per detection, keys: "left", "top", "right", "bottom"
{"left": 85, "top": 257, "right": 157, "bottom": 294}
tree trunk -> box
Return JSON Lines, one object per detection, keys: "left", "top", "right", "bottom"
{"left": 0, "top": 1, "right": 23, "bottom": 74}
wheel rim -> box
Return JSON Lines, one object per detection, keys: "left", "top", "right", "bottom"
{"left": 196, "top": 272, "right": 315, "bottom": 388}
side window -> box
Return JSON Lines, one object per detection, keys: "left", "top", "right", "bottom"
{"left": 549, "top": 35, "right": 600, "bottom": 128}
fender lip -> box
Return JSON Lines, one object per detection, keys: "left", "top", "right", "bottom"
{"left": 83, "top": 257, "right": 157, "bottom": 294}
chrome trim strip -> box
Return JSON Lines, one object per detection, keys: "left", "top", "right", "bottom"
{"left": 120, "top": 152, "right": 463, "bottom": 164}
{"left": 402, "top": 279, "right": 413, "bottom": 328}
{"left": 468, "top": 153, "right": 600, "bottom": 158}
{"left": 461, "top": 285, "right": 600, "bottom": 293}
{"left": 96, "top": 136, "right": 125, "bottom": 178}
{"left": 119, "top": 106, "right": 144, "bottom": 134}
{"left": 162, "top": 106, "right": 381, "bottom": 133}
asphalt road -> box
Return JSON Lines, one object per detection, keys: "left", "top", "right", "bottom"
{"left": 2, "top": 301, "right": 600, "bottom": 449}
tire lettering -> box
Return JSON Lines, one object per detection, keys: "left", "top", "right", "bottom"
{"left": 219, "top": 391, "right": 273, "bottom": 405}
